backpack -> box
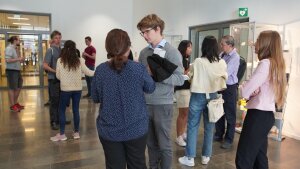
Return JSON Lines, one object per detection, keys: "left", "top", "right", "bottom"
{"left": 237, "top": 56, "right": 246, "bottom": 83}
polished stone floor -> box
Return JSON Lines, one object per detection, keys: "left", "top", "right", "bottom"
{"left": 0, "top": 89, "right": 299, "bottom": 169}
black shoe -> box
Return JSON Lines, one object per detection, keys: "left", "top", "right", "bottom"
{"left": 51, "top": 123, "right": 59, "bottom": 130}
{"left": 65, "top": 120, "right": 71, "bottom": 125}
{"left": 44, "top": 101, "right": 51, "bottom": 106}
{"left": 221, "top": 142, "right": 233, "bottom": 149}
{"left": 213, "top": 136, "right": 223, "bottom": 142}
{"left": 83, "top": 94, "right": 90, "bottom": 98}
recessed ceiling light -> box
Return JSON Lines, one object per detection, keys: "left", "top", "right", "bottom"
{"left": 13, "top": 22, "right": 31, "bottom": 26}
{"left": 8, "top": 16, "right": 29, "bottom": 20}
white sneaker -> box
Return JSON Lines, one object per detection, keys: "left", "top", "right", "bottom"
{"left": 50, "top": 133, "right": 67, "bottom": 142}
{"left": 182, "top": 133, "right": 187, "bottom": 141}
{"left": 176, "top": 136, "right": 186, "bottom": 147}
{"left": 73, "top": 132, "right": 80, "bottom": 139}
{"left": 178, "top": 156, "right": 195, "bottom": 167}
{"left": 201, "top": 156, "right": 210, "bottom": 165}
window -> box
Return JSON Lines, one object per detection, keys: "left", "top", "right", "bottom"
{"left": 0, "top": 11, "right": 50, "bottom": 31}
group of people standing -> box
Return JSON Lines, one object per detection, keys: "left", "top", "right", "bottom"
{"left": 174, "top": 34, "right": 240, "bottom": 167}
{"left": 42, "top": 30, "right": 97, "bottom": 140}
{"left": 91, "top": 14, "right": 286, "bottom": 169}
{"left": 4, "top": 13, "right": 286, "bottom": 169}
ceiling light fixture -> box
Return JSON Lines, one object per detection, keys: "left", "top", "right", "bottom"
{"left": 13, "top": 22, "right": 31, "bottom": 26}
{"left": 8, "top": 16, "right": 29, "bottom": 20}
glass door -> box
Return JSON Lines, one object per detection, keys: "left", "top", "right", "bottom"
{"left": 0, "top": 34, "right": 41, "bottom": 88}
{"left": 197, "top": 29, "right": 219, "bottom": 59}
{"left": 42, "top": 34, "right": 50, "bottom": 87}
{"left": 189, "top": 18, "right": 249, "bottom": 62}
{"left": 0, "top": 34, "right": 6, "bottom": 87}
{"left": 0, "top": 10, "right": 51, "bottom": 89}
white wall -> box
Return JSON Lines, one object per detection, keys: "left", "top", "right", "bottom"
{"left": 172, "top": 0, "right": 300, "bottom": 38}
{"left": 131, "top": 0, "right": 180, "bottom": 59}
{"left": 0, "top": 0, "right": 133, "bottom": 65}
{"left": 4, "top": 0, "right": 300, "bottom": 63}
{"left": 132, "top": 0, "right": 300, "bottom": 53}
{"left": 283, "top": 23, "right": 300, "bottom": 140}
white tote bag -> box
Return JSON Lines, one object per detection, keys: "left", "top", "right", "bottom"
{"left": 207, "top": 94, "right": 224, "bottom": 123}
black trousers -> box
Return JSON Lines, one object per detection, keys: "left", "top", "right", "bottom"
{"left": 215, "top": 84, "right": 238, "bottom": 143}
{"left": 99, "top": 134, "right": 147, "bottom": 169}
{"left": 49, "top": 79, "right": 60, "bottom": 124}
{"left": 47, "top": 79, "right": 52, "bottom": 103}
{"left": 236, "top": 109, "right": 275, "bottom": 169}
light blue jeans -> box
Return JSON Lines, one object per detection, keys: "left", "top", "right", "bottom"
{"left": 185, "top": 92, "right": 217, "bottom": 158}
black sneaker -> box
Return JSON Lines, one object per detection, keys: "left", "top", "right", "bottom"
{"left": 221, "top": 142, "right": 233, "bottom": 149}
{"left": 51, "top": 123, "right": 59, "bottom": 130}
{"left": 83, "top": 94, "right": 90, "bottom": 98}
{"left": 44, "top": 101, "right": 51, "bottom": 106}
{"left": 65, "top": 120, "right": 71, "bottom": 125}
{"left": 213, "top": 136, "right": 223, "bottom": 142}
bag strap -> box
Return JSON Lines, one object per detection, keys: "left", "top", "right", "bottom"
{"left": 207, "top": 93, "right": 223, "bottom": 101}
{"left": 49, "top": 47, "right": 54, "bottom": 68}
{"left": 206, "top": 93, "right": 210, "bottom": 99}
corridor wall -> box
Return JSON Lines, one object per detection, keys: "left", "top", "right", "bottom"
{"left": 0, "top": 0, "right": 133, "bottom": 65}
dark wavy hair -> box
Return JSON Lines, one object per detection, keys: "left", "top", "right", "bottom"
{"left": 59, "top": 40, "right": 80, "bottom": 71}
{"left": 201, "top": 36, "right": 220, "bottom": 63}
{"left": 178, "top": 40, "right": 192, "bottom": 57}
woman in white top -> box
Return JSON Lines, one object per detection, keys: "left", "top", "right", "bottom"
{"left": 179, "top": 36, "right": 228, "bottom": 166}
{"left": 50, "top": 40, "right": 94, "bottom": 141}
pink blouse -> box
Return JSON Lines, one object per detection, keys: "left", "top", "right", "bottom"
{"left": 241, "top": 59, "right": 275, "bottom": 112}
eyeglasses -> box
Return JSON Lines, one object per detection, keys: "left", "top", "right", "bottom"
{"left": 140, "top": 27, "right": 154, "bottom": 36}
{"left": 220, "top": 42, "right": 228, "bottom": 46}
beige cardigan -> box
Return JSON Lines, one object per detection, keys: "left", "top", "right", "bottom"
{"left": 56, "top": 58, "right": 94, "bottom": 91}
{"left": 188, "top": 57, "right": 228, "bottom": 93}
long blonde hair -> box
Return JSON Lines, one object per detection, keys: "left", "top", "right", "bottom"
{"left": 256, "top": 30, "right": 286, "bottom": 108}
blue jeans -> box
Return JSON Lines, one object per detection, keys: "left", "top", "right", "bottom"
{"left": 85, "top": 65, "right": 94, "bottom": 96}
{"left": 185, "top": 92, "right": 217, "bottom": 158}
{"left": 59, "top": 91, "right": 82, "bottom": 134}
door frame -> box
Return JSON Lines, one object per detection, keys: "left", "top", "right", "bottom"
{"left": 0, "top": 10, "right": 51, "bottom": 89}
{"left": 0, "top": 32, "right": 49, "bottom": 89}
{"left": 189, "top": 18, "right": 249, "bottom": 61}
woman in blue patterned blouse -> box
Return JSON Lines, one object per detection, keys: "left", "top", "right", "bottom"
{"left": 92, "top": 29, "right": 155, "bottom": 169}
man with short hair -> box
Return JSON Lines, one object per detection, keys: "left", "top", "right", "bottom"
{"left": 137, "top": 14, "right": 185, "bottom": 169}
{"left": 5, "top": 36, "right": 25, "bottom": 112}
{"left": 43, "top": 30, "right": 62, "bottom": 130}
{"left": 82, "top": 36, "right": 96, "bottom": 98}
{"left": 215, "top": 35, "right": 240, "bottom": 149}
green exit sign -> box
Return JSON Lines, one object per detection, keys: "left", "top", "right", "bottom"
{"left": 239, "top": 8, "right": 248, "bottom": 17}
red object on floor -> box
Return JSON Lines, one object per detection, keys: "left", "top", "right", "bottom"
{"left": 15, "top": 103, "right": 25, "bottom": 109}
{"left": 10, "top": 104, "right": 21, "bottom": 112}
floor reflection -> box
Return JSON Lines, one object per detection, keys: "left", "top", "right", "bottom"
{"left": 0, "top": 89, "right": 299, "bottom": 169}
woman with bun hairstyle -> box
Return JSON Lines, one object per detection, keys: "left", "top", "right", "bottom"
{"left": 92, "top": 29, "right": 155, "bottom": 169}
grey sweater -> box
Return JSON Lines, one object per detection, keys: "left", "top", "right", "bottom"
{"left": 139, "top": 42, "right": 184, "bottom": 105}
